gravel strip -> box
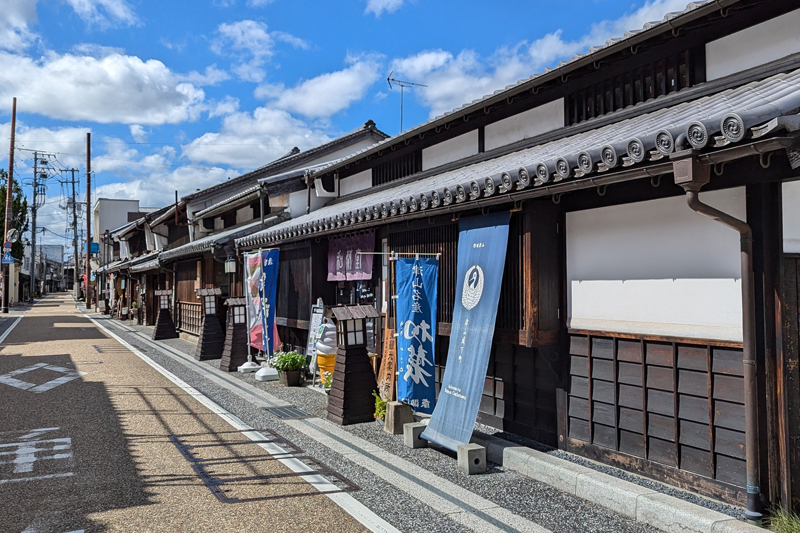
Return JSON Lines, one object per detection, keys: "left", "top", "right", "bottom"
{"left": 471, "top": 424, "right": 746, "bottom": 521}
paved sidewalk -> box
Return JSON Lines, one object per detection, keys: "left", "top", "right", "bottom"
{"left": 0, "top": 294, "right": 373, "bottom": 533}
{"left": 91, "top": 309, "right": 667, "bottom": 533}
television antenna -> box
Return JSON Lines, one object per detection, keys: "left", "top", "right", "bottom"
{"left": 387, "top": 71, "right": 427, "bottom": 133}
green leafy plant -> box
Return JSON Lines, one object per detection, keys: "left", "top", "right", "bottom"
{"left": 768, "top": 506, "right": 800, "bottom": 533}
{"left": 373, "top": 390, "right": 387, "bottom": 420}
{"left": 322, "top": 371, "right": 333, "bottom": 389}
{"left": 269, "top": 351, "right": 305, "bottom": 372}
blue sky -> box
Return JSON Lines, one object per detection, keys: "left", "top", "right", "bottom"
{"left": 0, "top": 0, "right": 692, "bottom": 248}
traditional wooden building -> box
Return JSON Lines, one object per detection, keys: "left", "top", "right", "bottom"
{"left": 98, "top": 122, "right": 391, "bottom": 340}
{"left": 237, "top": 0, "right": 800, "bottom": 515}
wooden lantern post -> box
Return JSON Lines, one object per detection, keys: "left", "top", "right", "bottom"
{"left": 195, "top": 287, "right": 225, "bottom": 361}
{"left": 152, "top": 289, "right": 178, "bottom": 340}
{"left": 327, "top": 304, "right": 379, "bottom": 425}
{"left": 219, "top": 298, "right": 249, "bottom": 372}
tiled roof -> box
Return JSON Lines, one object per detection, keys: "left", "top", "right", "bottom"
{"left": 236, "top": 67, "right": 800, "bottom": 250}
{"left": 307, "top": 0, "right": 739, "bottom": 178}
{"left": 182, "top": 120, "right": 389, "bottom": 203}
{"left": 161, "top": 213, "right": 288, "bottom": 262}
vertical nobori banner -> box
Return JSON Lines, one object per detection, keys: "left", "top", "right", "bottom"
{"left": 259, "top": 249, "right": 280, "bottom": 357}
{"left": 244, "top": 252, "right": 263, "bottom": 350}
{"left": 421, "top": 212, "right": 510, "bottom": 451}
{"left": 395, "top": 256, "right": 438, "bottom": 414}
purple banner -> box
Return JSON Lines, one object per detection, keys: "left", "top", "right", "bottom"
{"left": 327, "top": 232, "right": 374, "bottom": 281}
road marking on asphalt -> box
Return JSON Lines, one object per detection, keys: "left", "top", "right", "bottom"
{"left": 0, "top": 316, "right": 22, "bottom": 344}
{"left": 23, "top": 522, "right": 84, "bottom": 533}
{"left": 0, "top": 364, "right": 85, "bottom": 394}
{"left": 87, "top": 314, "right": 401, "bottom": 533}
{"left": 0, "top": 428, "right": 73, "bottom": 483}
{"left": 92, "top": 316, "right": 553, "bottom": 533}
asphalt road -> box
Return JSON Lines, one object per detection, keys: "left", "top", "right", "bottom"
{"left": 0, "top": 294, "right": 369, "bottom": 533}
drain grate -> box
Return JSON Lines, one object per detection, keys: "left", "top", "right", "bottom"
{"left": 263, "top": 406, "right": 312, "bottom": 419}
{"left": 92, "top": 345, "right": 129, "bottom": 354}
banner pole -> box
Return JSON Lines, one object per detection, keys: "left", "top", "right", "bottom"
{"left": 389, "top": 251, "right": 397, "bottom": 402}
{"left": 244, "top": 252, "right": 252, "bottom": 363}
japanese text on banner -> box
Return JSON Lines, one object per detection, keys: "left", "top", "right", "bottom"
{"left": 395, "top": 256, "right": 438, "bottom": 415}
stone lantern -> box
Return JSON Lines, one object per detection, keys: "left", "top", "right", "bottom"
{"left": 327, "top": 304, "right": 380, "bottom": 425}
{"left": 195, "top": 287, "right": 224, "bottom": 361}
{"left": 219, "top": 298, "right": 248, "bottom": 372}
{"left": 152, "top": 289, "right": 178, "bottom": 340}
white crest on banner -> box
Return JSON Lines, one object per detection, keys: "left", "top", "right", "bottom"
{"left": 461, "top": 265, "right": 484, "bottom": 310}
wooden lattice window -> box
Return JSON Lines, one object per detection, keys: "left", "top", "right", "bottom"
{"left": 372, "top": 151, "right": 422, "bottom": 187}
{"left": 567, "top": 47, "right": 704, "bottom": 126}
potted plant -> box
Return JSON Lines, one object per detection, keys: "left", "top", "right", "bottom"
{"left": 270, "top": 351, "right": 306, "bottom": 386}
{"left": 373, "top": 390, "right": 387, "bottom": 426}
{"left": 322, "top": 371, "right": 333, "bottom": 394}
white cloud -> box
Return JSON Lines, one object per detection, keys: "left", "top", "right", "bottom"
{"left": 255, "top": 55, "right": 381, "bottom": 119}
{"left": 129, "top": 125, "right": 147, "bottom": 143}
{"left": 0, "top": 0, "right": 39, "bottom": 50}
{"left": 208, "top": 96, "right": 240, "bottom": 118}
{"left": 211, "top": 20, "right": 307, "bottom": 83}
{"left": 2, "top": 122, "right": 91, "bottom": 171}
{"left": 364, "top": 0, "right": 406, "bottom": 17}
{"left": 247, "top": 0, "right": 276, "bottom": 6}
{"left": 177, "top": 65, "right": 230, "bottom": 86}
{"left": 95, "top": 165, "right": 233, "bottom": 208}
{"left": 392, "top": 0, "right": 692, "bottom": 118}
{"left": 182, "top": 106, "right": 331, "bottom": 168}
{"left": 71, "top": 42, "right": 126, "bottom": 57}
{"left": 272, "top": 31, "right": 310, "bottom": 50}
{"left": 61, "top": 0, "right": 138, "bottom": 27}
{"left": 0, "top": 51, "right": 206, "bottom": 125}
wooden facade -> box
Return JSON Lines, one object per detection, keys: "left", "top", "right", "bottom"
{"left": 780, "top": 255, "right": 800, "bottom": 510}
{"left": 566, "top": 331, "right": 747, "bottom": 503}
{"left": 128, "top": 0, "right": 800, "bottom": 513}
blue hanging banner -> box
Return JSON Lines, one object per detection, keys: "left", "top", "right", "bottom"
{"left": 395, "top": 256, "right": 438, "bottom": 414}
{"left": 421, "top": 212, "right": 510, "bottom": 451}
{"left": 259, "top": 249, "right": 280, "bottom": 357}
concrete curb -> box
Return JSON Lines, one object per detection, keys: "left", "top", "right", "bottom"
{"left": 470, "top": 433, "right": 762, "bottom": 533}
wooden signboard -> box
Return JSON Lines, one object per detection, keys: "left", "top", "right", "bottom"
{"left": 376, "top": 325, "right": 397, "bottom": 401}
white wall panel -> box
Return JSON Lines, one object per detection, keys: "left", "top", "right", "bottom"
{"left": 484, "top": 99, "right": 564, "bottom": 152}
{"left": 422, "top": 130, "right": 479, "bottom": 171}
{"left": 340, "top": 169, "right": 372, "bottom": 197}
{"left": 566, "top": 187, "right": 746, "bottom": 341}
{"left": 784, "top": 180, "right": 800, "bottom": 253}
{"left": 706, "top": 9, "right": 800, "bottom": 81}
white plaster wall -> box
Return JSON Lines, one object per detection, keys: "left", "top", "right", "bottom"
{"left": 706, "top": 8, "right": 800, "bottom": 81}
{"left": 288, "top": 189, "right": 330, "bottom": 218}
{"left": 484, "top": 98, "right": 564, "bottom": 152}
{"left": 422, "top": 130, "right": 479, "bottom": 171}
{"left": 236, "top": 205, "right": 253, "bottom": 224}
{"left": 339, "top": 169, "right": 372, "bottom": 197}
{"left": 94, "top": 199, "right": 139, "bottom": 243}
{"left": 566, "top": 187, "right": 746, "bottom": 341}
{"left": 784, "top": 180, "right": 800, "bottom": 253}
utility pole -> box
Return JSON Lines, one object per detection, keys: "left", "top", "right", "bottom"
{"left": 29, "top": 152, "right": 38, "bottom": 302}
{"left": 69, "top": 169, "right": 79, "bottom": 299}
{"left": 3, "top": 97, "right": 16, "bottom": 313}
{"left": 85, "top": 133, "right": 92, "bottom": 309}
